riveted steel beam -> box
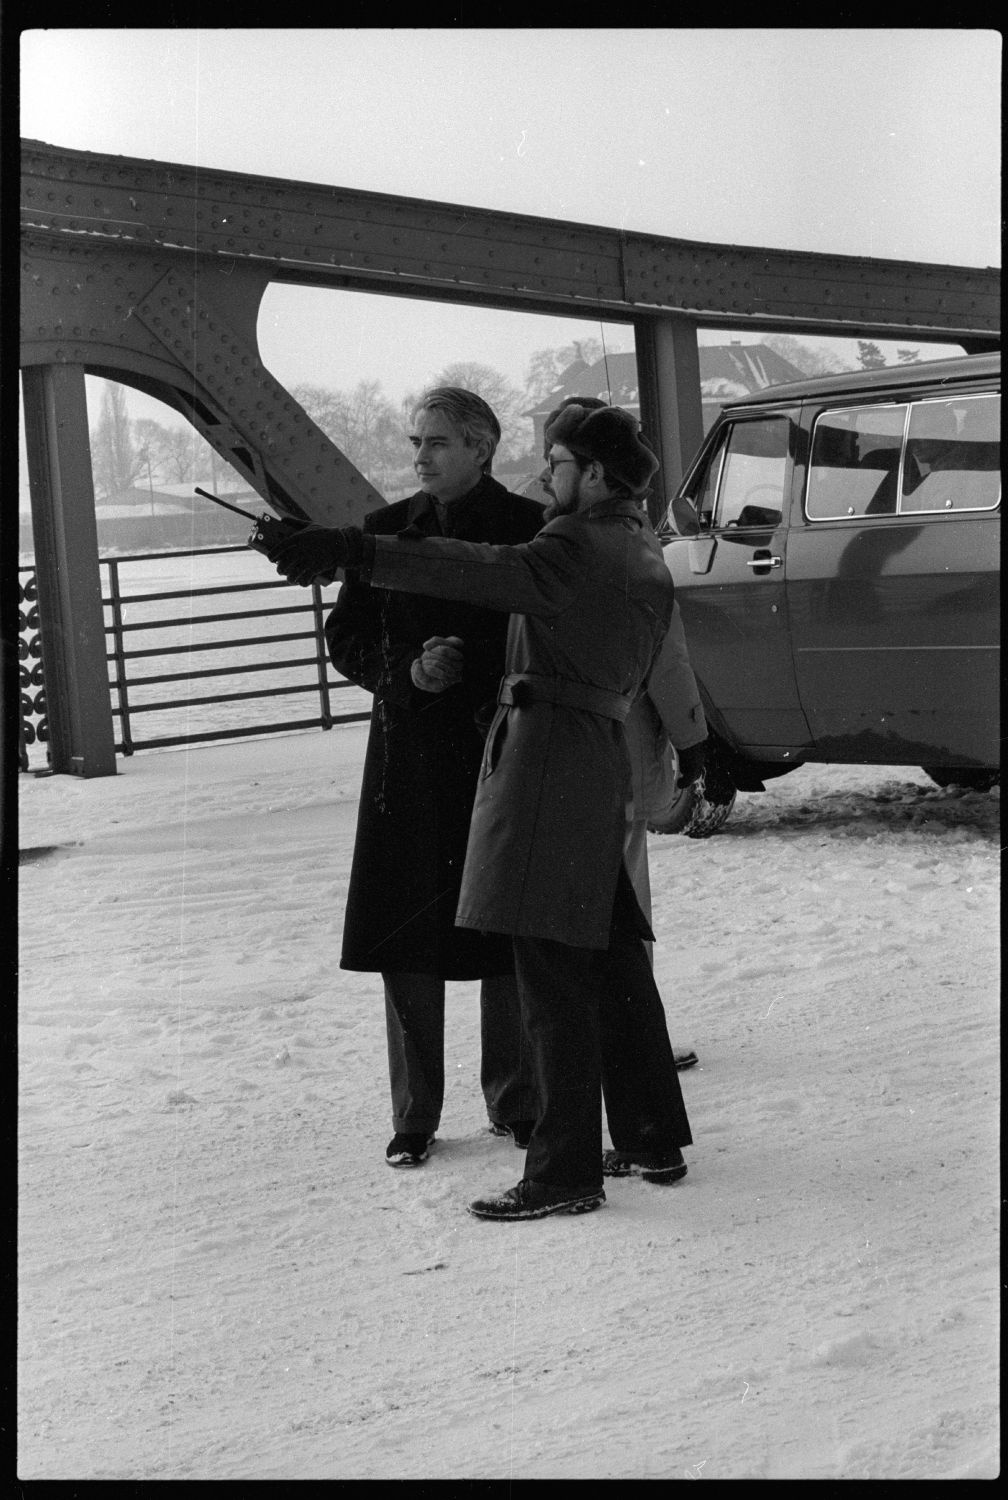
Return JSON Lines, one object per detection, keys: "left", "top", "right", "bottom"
{"left": 22, "top": 139, "right": 1000, "bottom": 339}
{"left": 20, "top": 232, "right": 383, "bottom": 525}
{"left": 129, "top": 263, "right": 381, "bottom": 522}
{"left": 621, "top": 237, "right": 999, "bottom": 338}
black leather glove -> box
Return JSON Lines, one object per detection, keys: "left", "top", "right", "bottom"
{"left": 270, "top": 525, "right": 367, "bottom": 586}
{"left": 675, "top": 739, "right": 707, "bottom": 789}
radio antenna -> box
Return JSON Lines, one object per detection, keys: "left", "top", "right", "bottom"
{"left": 599, "top": 318, "right": 612, "bottom": 402}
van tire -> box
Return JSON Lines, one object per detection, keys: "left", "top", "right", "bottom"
{"left": 922, "top": 765, "right": 999, "bottom": 792}
{"left": 644, "top": 746, "right": 700, "bottom": 836}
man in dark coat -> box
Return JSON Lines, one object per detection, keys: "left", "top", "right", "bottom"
{"left": 535, "top": 397, "right": 708, "bottom": 1053}
{"left": 270, "top": 403, "right": 694, "bottom": 1221}
{"left": 325, "top": 388, "right": 544, "bottom": 1168}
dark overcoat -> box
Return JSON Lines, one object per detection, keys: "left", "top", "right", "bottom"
{"left": 325, "top": 475, "right": 545, "bottom": 977}
{"left": 368, "top": 498, "right": 676, "bottom": 950}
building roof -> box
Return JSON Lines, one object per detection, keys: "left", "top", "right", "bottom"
{"left": 525, "top": 344, "right": 807, "bottom": 417}
{"left": 714, "top": 350, "right": 1000, "bottom": 410}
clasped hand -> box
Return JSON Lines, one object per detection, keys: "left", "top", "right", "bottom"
{"left": 411, "top": 636, "right": 464, "bottom": 694}
{"left": 268, "top": 524, "right": 361, "bottom": 586}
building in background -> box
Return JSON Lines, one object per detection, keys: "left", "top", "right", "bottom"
{"left": 525, "top": 343, "right": 807, "bottom": 455}
{"left": 19, "top": 481, "right": 263, "bottom": 558}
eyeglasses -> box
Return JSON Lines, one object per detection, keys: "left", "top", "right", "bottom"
{"left": 546, "top": 458, "right": 580, "bottom": 475}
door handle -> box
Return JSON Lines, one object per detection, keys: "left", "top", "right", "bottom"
{"left": 746, "top": 553, "right": 783, "bottom": 569}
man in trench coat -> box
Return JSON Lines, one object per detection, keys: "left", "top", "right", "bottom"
{"left": 270, "top": 403, "right": 693, "bottom": 1221}
{"left": 325, "top": 388, "right": 544, "bottom": 1168}
{"left": 534, "top": 397, "right": 709, "bottom": 998}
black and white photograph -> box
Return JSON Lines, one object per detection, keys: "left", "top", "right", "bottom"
{"left": 14, "top": 26, "right": 1000, "bottom": 1480}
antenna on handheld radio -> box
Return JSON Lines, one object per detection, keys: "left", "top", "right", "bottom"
{"left": 193, "top": 486, "right": 259, "bottom": 521}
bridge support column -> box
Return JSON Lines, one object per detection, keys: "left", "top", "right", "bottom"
{"left": 634, "top": 315, "right": 704, "bottom": 529}
{"left": 21, "top": 364, "right": 116, "bottom": 777}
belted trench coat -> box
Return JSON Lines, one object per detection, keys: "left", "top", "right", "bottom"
{"left": 368, "top": 498, "right": 676, "bottom": 950}
{"left": 326, "top": 476, "right": 545, "bottom": 977}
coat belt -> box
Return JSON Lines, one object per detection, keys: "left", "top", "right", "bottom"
{"left": 498, "top": 672, "right": 634, "bottom": 722}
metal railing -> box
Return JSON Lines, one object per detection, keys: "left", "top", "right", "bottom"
{"left": 18, "top": 545, "right": 371, "bottom": 768}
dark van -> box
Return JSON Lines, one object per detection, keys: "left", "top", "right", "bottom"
{"left": 655, "top": 352, "right": 1000, "bottom": 836}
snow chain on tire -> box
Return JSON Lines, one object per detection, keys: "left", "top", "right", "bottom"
{"left": 680, "top": 770, "right": 737, "bottom": 839}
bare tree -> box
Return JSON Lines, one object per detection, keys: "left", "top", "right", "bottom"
{"left": 524, "top": 338, "right": 605, "bottom": 408}
{"left": 293, "top": 383, "right": 355, "bottom": 453}
{"left": 346, "top": 380, "right": 402, "bottom": 487}
{"left": 761, "top": 334, "right": 847, "bottom": 377}
{"left": 294, "top": 380, "right": 401, "bottom": 487}
{"left": 423, "top": 360, "right": 530, "bottom": 459}
{"left": 132, "top": 418, "right": 204, "bottom": 485}
{"left": 91, "top": 383, "right": 145, "bottom": 500}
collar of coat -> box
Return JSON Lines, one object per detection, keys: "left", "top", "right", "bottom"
{"left": 579, "top": 496, "right": 648, "bottom": 526}
{"left": 405, "top": 472, "right": 506, "bottom": 530}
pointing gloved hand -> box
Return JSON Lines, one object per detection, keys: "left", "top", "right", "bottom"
{"left": 269, "top": 524, "right": 368, "bottom": 586}
{"left": 411, "top": 636, "right": 465, "bottom": 694}
{"left": 675, "top": 739, "right": 708, "bottom": 789}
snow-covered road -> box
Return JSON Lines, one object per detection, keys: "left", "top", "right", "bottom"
{"left": 17, "top": 729, "right": 1000, "bottom": 1478}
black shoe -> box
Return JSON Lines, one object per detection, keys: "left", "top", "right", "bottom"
{"left": 673, "top": 1050, "right": 699, "bottom": 1072}
{"left": 385, "top": 1131, "right": 435, "bottom": 1167}
{"left": 602, "top": 1146, "right": 687, "bottom": 1184}
{"left": 468, "top": 1178, "right": 605, "bottom": 1221}
{"left": 487, "top": 1118, "right": 536, "bottom": 1149}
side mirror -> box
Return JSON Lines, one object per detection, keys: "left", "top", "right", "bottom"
{"left": 669, "top": 494, "right": 701, "bottom": 537}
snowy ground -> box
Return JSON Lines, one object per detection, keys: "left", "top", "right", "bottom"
{"left": 17, "top": 728, "right": 1000, "bottom": 1479}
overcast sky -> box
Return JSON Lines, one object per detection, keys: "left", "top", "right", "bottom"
{"left": 18, "top": 28, "right": 1001, "bottom": 405}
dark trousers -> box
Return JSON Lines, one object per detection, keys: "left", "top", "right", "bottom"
{"left": 383, "top": 970, "right": 537, "bottom": 1134}
{"left": 511, "top": 872, "right": 692, "bottom": 1194}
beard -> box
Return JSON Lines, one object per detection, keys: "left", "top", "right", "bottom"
{"left": 542, "top": 493, "right": 576, "bottom": 523}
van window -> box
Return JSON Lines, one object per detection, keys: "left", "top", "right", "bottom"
{"left": 807, "top": 393, "right": 1000, "bottom": 521}
{"left": 806, "top": 404, "right": 907, "bottom": 519}
{"left": 708, "top": 419, "right": 789, "bottom": 529}
{"left": 901, "top": 394, "right": 1000, "bottom": 514}
{"left": 691, "top": 429, "right": 728, "bottom": 529}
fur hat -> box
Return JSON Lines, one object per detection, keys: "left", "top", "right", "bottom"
{"left": 541, "top": 395, "right": 608, "bottom": 460}
{"left": 544, "top": 401, "right": 659, "bottom": 495}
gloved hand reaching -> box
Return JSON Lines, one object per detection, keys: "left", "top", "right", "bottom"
{"left": 411, "top": 636, "right": 465, "bottom": 694}
{"left": 268, "top": 524, "right": 367, "bottom": 586}
{"left": 675, "top": 739, "right": 707, "bottom": 789}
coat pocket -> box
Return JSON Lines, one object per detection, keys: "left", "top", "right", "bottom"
{"left": 480, "top": 704, "right": 509, "bottom": 779}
